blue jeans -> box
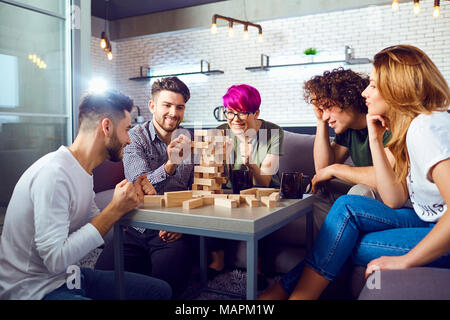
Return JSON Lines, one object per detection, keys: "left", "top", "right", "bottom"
{"left": 43, "top": 268, "right": 172, "bottom": 300}
{"left": 280, "top": 195, "right": 450, "bottom": 295}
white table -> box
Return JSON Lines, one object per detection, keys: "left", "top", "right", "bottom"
{"left": 114, "top": 194, "right": 314, "bottom": 300}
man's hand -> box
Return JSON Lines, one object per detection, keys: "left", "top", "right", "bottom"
{"left": 134, "top": 174, "right": 156, "bottom": 197}
{"left": 311, "top": 165, "right": 335, "bottom": 193}
{"left": 312, "top": 104, "right": 325, "bottom": 122}
{"left": 165, "top": 134, "right": 191, "bottom": 174}
{"left": 159, "top": 230, "right": 183, "bottom": 243}
{"left": 110, "top": 179, "right": 140, "bottom": 215}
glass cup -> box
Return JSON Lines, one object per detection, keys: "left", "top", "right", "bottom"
{"left": 231, "top": 168, "right": 253, "bottom": 194}
{"left": 280, "top": 172, "right": 311, "bottom": 199}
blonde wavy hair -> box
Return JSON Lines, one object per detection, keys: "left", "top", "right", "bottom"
{"left": 373, "top": 45, "right": 450, "bottom": 183}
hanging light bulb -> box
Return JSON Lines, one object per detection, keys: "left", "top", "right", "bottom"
{"left": 210, "top": 22, "right": 217, "bottom": 34}
{"left": 433, "top": 0, "right": 440, "bottom": 18}
{"left": 100, "top": 31, "right": 107, "bottom": 49}
{"left": 227, "top": 21, "right": 233, "bottom": 37}
{"left": 257, "top": 31, "right": 263, "bottom": 43}
{"left": 106, "top": 50, "right": 113, "bottom": 61}
{"left": 243, "top": 24, "right": 249, "bottom": 40}
{"left": 391, "top": 0, "right": 399, "bottom": 11}
{"left": 413, "top": 0, "right": 420, "bottom": 15}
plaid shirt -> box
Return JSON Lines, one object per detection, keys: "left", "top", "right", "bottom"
{"left": 123, "top": 121, "right": 194, "bottom": 194}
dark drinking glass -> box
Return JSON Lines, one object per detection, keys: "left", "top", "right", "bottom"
{"left": 280, "top": 172, "right": 311, "bottom": 199}
{"left": 280, "top": 172, "right": 300, "bottom": 199}
{"left": 231, "top": 168, "right": 252, "bottom": 194}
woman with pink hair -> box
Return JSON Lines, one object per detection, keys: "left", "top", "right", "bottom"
{"left": 207, "top": 84, "right": 284, "bottom": 285}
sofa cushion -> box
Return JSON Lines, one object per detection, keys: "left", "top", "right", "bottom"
{"left": 278, "top": 131, "right": 316, "bottom": 179}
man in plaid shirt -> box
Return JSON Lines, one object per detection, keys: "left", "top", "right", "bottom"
{"left": 95, "top": 77, "right": 195, "bottom": 298}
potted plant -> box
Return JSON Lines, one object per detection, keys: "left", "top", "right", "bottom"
{"left": 303, "top": 47, "right": 318, "bottom": 62}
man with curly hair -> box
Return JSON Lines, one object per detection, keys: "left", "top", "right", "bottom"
{"left": 305, "top": 68, "right": 393, "bottom": 234}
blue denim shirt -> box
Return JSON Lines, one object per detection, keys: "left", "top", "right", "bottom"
{"left": 123, "top": 121, "right": 194, "bottom": 195}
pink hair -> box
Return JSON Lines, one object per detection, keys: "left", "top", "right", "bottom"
{"left": 222, "top": 84, "right": 261, "bottom": 113}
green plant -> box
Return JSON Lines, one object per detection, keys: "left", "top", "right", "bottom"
{"left": 303, "top": 47, "right": 318, "bottom": 55}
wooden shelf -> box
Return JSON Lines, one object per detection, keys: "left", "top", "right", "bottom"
{"left": 129, "top": 70, "right": 224, "bottom": 81}
{"left": 129, "top": 59, "right": 224, "bottom": 81}
{"left": 246, "top": 47, "right": 371, "bottom": 72}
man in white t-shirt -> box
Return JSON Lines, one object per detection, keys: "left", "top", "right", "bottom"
{"left": 0, "top": 90, "right": 172, "bottom": 300}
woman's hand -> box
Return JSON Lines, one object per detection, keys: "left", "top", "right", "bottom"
{"left": 366, "top": 114, "right": 389, "bottom": 142}
{"left": 365, "top": 255, "right": 411, "bottom": 279}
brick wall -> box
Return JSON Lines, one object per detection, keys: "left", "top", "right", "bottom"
{"left": 91, "top": 1, "right": 450, "bottom": 126}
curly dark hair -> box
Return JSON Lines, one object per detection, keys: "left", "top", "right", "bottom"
{"left": 303, "top": 67, "right": 369, "bottom": 113}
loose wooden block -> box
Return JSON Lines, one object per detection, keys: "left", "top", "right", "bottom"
{"left": 143, "top": 195, "right": 165, "bottom": 204}
{"left": 182, "top": 198, "right": 204, "bottom": 209}
{"left": 240, "top": 188, "right": 258, "bottom": 196}
{"left": 227, "top": 194, "right": 242, "bottom": 205}
{"left": 214, "top": 198, "right": 238, "bottom": 208}
{"left": 256, "top": 188, "right": 280, "bottom": 198}
{"left": 200, "top": 196, "right": 215, "bottom": 205}
{"left": 261, "top": 196, "right": 276, "bottom": 208}
{"left": 269, "top": 192, "right": 280, "bottom": 201}
{"left": 242, "top": 195, "right": 259, "bottom": 207}
{"left": 164, "top": 191, "right": 193, "bottom": 207}
{"left": 208, "top": 194, "right": 228, "bottom": 199}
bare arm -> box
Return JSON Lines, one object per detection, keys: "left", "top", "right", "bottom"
{"left": 248, "top": 154, "right": 279, "bottom": 187}
{"left": 367, "top": 114, "right": 408, "bottom": 208}
{"left": 324, "top": 147, "right": 394, "bottom": 188}
{"left": 402, "top": 159, "right": 450, "bottom": 266}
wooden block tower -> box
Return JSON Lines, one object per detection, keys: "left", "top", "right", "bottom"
{"left": 191, "top": 129, "right": 228, "bottom": 194}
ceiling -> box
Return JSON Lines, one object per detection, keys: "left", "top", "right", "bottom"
{"left": 91, "top": 0, "right": 227, "bottom": 20}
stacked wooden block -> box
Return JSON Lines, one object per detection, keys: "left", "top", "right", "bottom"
{"left": 191, "top": 129, "right": 227, "bottom": 194}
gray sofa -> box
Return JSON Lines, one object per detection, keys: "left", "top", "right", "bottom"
{"left": 93, "top": 130, "right": 450, "bottom": 299}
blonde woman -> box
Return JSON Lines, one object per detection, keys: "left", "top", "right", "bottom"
{"left": 259, "top": 45, "right": 450, "bottom": 300}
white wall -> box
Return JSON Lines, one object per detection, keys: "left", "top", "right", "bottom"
{"left": 91, "top": 1, "right": 450, "bottom": 126}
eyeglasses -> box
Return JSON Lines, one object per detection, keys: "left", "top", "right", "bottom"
{"left": 223, "top": 110, "right": 252, "bottom": 121}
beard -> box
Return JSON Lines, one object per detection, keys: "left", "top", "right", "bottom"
{"left": 106, "top": 132, "right": 124, "bottom": 162}
{"left": 155, "top": 114, "right": 181, "bottom": 133}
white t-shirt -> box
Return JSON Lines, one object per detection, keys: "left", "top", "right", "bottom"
{"left": 0, "top": 146, "right": 104, "bottom": 300}
{"left": 406, "top": 111, "right": 450, "bottom": 222}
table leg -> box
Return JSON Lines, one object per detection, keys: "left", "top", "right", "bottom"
{"left": 114, "top": 224, "right": 125, "bottom": 300}
{"left": 246, "top": 238, "right": 258, "bottom": 300}
{"left": 199, "top": 236, "right": 207, "bottom": 287}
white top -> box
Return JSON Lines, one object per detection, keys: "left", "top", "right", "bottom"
{"left": 406, "top": 111, "right": 450, "bottom": 222}
{"left": 0, "top": 146, "right": 104, "bottom": 300}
